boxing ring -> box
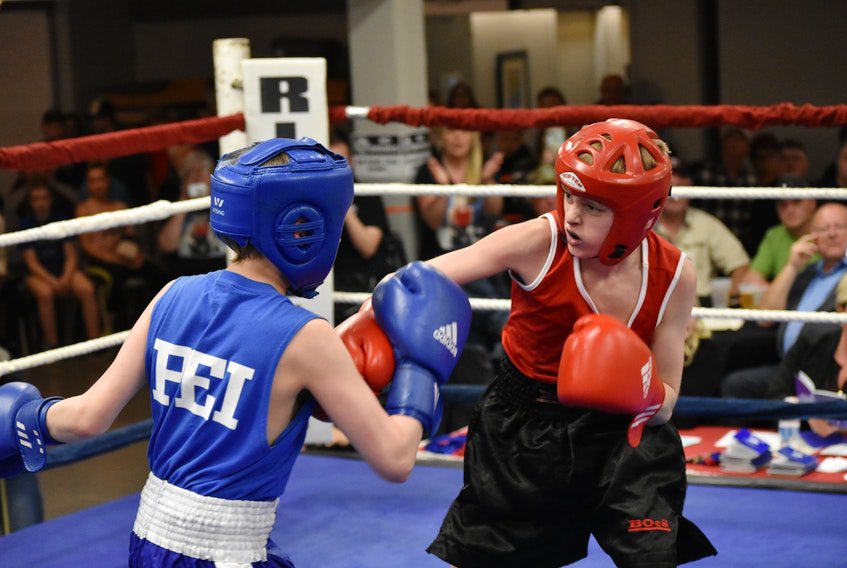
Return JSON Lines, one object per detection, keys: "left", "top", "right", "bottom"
{"left": 2, "top": 101, "right": 847, "bottom": 565}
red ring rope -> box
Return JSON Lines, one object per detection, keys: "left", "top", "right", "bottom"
{"left": 2, "top": 103, "right": 847, "bottom": 171}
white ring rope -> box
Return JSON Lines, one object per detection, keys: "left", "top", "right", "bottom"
{"left": 2, "top": 184, "right": 846, "bottom": 375}
{"left": 0, "top": 332, "right": 129, "bottom": 378}
{"left": 2, "top": 185, "right": 845, "bottom": 250}
{"left": 0, "top": 197, "right": 209, "bottom": 248}
{"left": 355, "top": 184, "right": 847, "bottom": 200}
{"left": 334, "top": 292, "right": 847, "bottom": 324}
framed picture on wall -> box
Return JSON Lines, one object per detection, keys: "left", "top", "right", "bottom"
{"left": 496, "top": 50, "right": 530, "bottom": 109}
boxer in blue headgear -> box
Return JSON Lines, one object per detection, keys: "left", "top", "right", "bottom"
{"left": 0, "top": 135, "right": 472, "bottom": 566}
{"left": 210, "top": 137, "right": 354, "bottom": 297}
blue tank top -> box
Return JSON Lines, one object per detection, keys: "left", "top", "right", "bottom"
{"left": 145, "top": 270, "right": 319, "bottom": 500}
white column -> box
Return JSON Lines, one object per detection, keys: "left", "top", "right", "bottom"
{"left": 347, "top": 0, "right": 430, "bottom": 262}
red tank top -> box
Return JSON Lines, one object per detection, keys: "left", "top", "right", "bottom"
{"left": 501, "top": 212, "right": 686, "bottom": 384}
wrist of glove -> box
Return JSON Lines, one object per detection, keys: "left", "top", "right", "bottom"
{"left": 384, "top": 362, "right": 443, "bottom": 438}
{"left": 16, "top": 397, "right": 63, "bottom": 472}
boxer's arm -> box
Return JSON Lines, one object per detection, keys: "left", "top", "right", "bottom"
{"left": 649, "top": 257, "right": 696, "bottom": 424}
{"left": 46, "top": 282, "right": 174, "bottom": 441}
{"left": 427, "top": 217, "right": 550, "bottom": 286}
{"left": 285, "top": 320, "right": 422, "bottom": 483}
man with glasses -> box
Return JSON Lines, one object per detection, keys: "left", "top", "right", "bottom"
{"left": 722, "top": 203, "right": 847, "bottom": 399}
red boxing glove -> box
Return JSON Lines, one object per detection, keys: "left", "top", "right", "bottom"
{"left": 557, "top": 313, "right": 666, "bottom": 447}
{"left": 336, "top": 307, "right": 395, "bottom": 395}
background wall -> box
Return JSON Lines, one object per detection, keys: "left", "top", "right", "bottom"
{"left": 0, "top": 9, "right": 53, "bottom": 194}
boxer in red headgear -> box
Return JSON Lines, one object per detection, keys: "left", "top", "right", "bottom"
{"left": 424, "top": 119, "right": 716, "bottom": 567}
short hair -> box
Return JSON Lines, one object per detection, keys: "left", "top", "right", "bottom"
{"left": 536, "top": 86, "right": 566, "bottom": 106}
{"left": 214, "top": 145, "right": 293, "bottom": 261}
{"left": 780, "top": 139, "right": 806, "bottom": 153}
{"left": 86, "top": 160, "right": 110, "bottom": 176}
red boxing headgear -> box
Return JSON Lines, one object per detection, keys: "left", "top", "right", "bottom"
{"left": 555, "top": 119, "right": 672, "bottom": 265}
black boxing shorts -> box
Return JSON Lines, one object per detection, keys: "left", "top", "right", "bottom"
{"left": 427, "top": 355, "right": 717, "bottom": 568}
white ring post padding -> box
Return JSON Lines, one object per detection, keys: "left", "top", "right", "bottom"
{"left": 213, "top": 37, "right": 250, "bottom": 156}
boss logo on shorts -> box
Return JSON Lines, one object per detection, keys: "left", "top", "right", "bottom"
{"left": 433, "top": 322, "right": 459, "bottom": 357}
{"left": 627, "top": 518, "right": 671, "bottom": 532}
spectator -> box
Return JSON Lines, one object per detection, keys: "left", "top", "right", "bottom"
{"left": 722, "top": 203, "right": 847, "bottom": 398}
{"left": 743, "top": 176, "right": 818, "bottom": 287}
{"left": 5, "top": 170, "right": 77, "bottom": 231}
{"left": 692, "top": 127, "right": 762, "bottom": 256}
{"left": 19, "top": 184, "right": 100, "bottom": 349}
{"left": 412, "top": 128, "right": 507, "bottom": 425}
{"left": 78, "top": 159, "right": 131, "bottom": 204}
{"left": 780, "top": 139, "right": 810, "bottom": 182}
{"left": 329, "top": 130, "right": 405, "bottom": 323}
{"left": 77, "top": 162, "right": 165, "bottom": 329}
{"left": 529, "top": 86, "right": 569, "bottom": 186}
{"left": 445, "top": 81, "right": 479, "bottom": 109}
{"left": 40, "top": 109, "right": 85, "bottom": 189}
{"left": 156, "top": 150, "right": 227, "bottom": 277}
{"left": 654, "top": 160, "right": 750, "bottom": 306}
{"left": 750, "top": 132, "right": 784, "bottom": 187}
{"left": 84, "top": 99, "right": 150, "bottom": 206}
{"left": 817, "top": 137, "right": 847, "bottom": 189}
{"left": 760, "top": 273, "right": 847, "bottom": 437}
{"left": 596, "top": 73, "right": 629, "bottom": 105}
{"left": 414, "top": 128, "right": 503, "bottom": 259}
{"left": 493, "top": 129, "right": 538, "bottom": 226}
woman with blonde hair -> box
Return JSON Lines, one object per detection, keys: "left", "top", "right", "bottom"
{"left": 414, "top": 128, "right": 504, "bottom": 259}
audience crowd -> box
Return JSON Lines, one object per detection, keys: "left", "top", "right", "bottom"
{"left": 2, "top": 79, "right": 847, "bottom": 438}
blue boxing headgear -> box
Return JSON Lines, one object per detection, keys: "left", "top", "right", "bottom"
{"left": 209, "top": 138, "right": 354, "bottom": 298}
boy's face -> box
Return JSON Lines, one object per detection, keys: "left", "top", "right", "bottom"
{"left": 776, "top": 199, "right": 816, "bottom": 231}
{"left": 28, "top": 186, "right": 52, "bottom": 220}
{"left": 561, "top": 190, "right": 614, "bottom": 260}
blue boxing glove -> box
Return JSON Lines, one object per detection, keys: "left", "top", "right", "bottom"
{"left": 0, "top": 382, "right": 63, "bottom": 477}
{"left": 372, "top": 262, "right": 471, "bottom": 436}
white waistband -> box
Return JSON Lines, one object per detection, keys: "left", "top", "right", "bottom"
{"left": 132, "top": 472, "right": 278, "bottom": 564}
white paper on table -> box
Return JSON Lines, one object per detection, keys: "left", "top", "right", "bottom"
{"left": 820, "top": 443, "right": 847, "bottom": 457}
{"left": 680, "top": 435, "right": 702, "bottom": 448}
{"left": 817, "top": 457, "right": 847, "bottom": 473}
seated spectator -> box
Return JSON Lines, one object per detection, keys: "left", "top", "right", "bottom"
{"left": 722, "top": 203, "right": 847, "bottom": 399}
{"left": 655, "top": 160, "right": 750, "bottom": 306}
{"left": 5, "top": 169, "right": 77, "bottom": 231}
{"left": 84, "top": 99, "right": 150, "bottom": 207}
{"left": 414, "top": 128, "right": 503, "bottom": 259}
{"left": 156, "top": 150, "right": 227, "bottom": 277}
{"left": 445, "top": 81, "right": 479, "bottom": 109}
{"left": 692, "top": 127, "right": 760, "bottom": 254}
{"left": 413, "top": 127, "right": 507, "bottom": 396}
{"left": 759, "top": 273, "right": 847, "bottom": 437}
{"left": 493, "top": 129, "right": 538, "bottom": 225}
{"left": 78, "top": 160, "right": 131, "bottom": 204}
{"left": 743, "top": 176, "right": 817, "bottom": 287}
{"left": 77, "top": 162, "right": 165, "bottom": 329}
{"left": 41, "top": 109, "right": 85, "bottom": 188}
{"left": 817, "top": 136, "right": 847, "bottom": 189}
{"left": 329, "top": 131, "right": 405, "bottom": 322}
{"left": 19, "top": 184, "right": 100, "bottom": 349}
{"left": 596, "top": 73, "right": 629, "bottom": 105}
{"left": 780, "top": 139, "right": 810, "bottom": 183}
